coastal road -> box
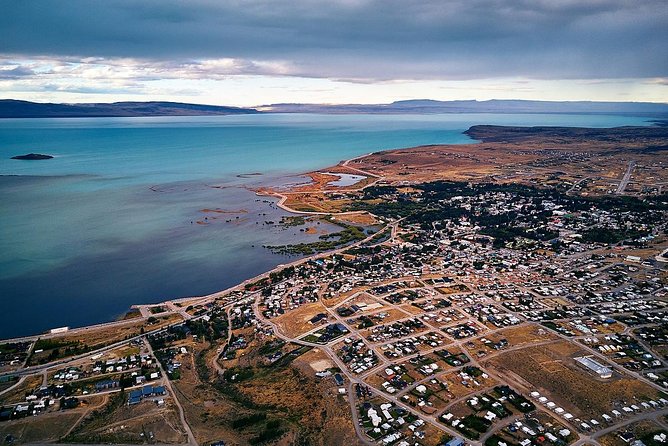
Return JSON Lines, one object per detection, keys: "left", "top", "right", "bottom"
{"left": 1, "top": 315, "right": 152, "bottom": 346}
{"left": 1, "top": 323, "right": 168, "bottom": 379}
{"left": 170, "top": 216, "right": 396, "bottom": 310}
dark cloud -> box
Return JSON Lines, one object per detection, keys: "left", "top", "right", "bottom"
{"left": 0, "top": 0, "right": 666, "bottom": 80}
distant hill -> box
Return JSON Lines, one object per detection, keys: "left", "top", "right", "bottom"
{"left": 0, "top": 100, "right": 260, "bottom": 118}
{"left": 261, "top": 99, "right": 668, "bottom": 117}
{"left": 3, "top": 98, "right": 667, "bottom": 118}
{"left": 464, "top": 124, "right": 668, "bottom": 143}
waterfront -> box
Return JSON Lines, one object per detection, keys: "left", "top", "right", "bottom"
{"left": 0, "top": 113, "right": 653, "bottom": 338}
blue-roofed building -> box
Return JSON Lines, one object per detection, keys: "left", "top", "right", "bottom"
{"left": 334, "top": 373, "right": 344, "bottom": 386}
{"left": 153, "top": 385, "right": 166, "bottom": 395}
{"left": 334, "top": 323, "right": 348, "bottom": 332}
{"left": 128, "top": 388, "right": 143, "bottom": 405}
{"left": 445, "top": 437, "right": 465, "bottom": 446}
{"left": 142, "top": 385, "right": 154, "bottom": 397}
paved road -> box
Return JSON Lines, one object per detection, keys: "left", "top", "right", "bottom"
{"left": 616, "top": 160, "right": 636, "bottom": 194}
{"left": 1, "top": 315, "right": 151, "bottom": 345}
{"left": 0, "top": 376, "right": 25, "bottom": 397}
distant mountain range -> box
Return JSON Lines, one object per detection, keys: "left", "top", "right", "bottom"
{"left": 261, "top": 99, "right": 668, "bottom": 116}
{"left": 1, "top": 98, "right": 667, "bottom": 118}
{"left": 0, "top": 100, "right": 260, "bottom": 118}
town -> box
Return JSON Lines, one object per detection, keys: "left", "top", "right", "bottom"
{"left": 1, "top": 127, "right": 668, "bottom": 446}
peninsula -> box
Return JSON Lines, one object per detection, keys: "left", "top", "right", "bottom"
{"left": 0, "top": 99, "right": 260, "bottom": 118}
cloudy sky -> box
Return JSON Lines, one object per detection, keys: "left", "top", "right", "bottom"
{"left": 1, "top": 0, "right": 667, "bottom": 106}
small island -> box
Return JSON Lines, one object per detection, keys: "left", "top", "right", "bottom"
{"left": 11, "top": 153, "right": 53, "bottom": 160}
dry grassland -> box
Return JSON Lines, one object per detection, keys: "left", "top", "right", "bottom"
{"left": 484, "top": 341, "right": 663, "bottom": 417}
{"left": 272, "top": 301, "right": 329, "bottom": 338}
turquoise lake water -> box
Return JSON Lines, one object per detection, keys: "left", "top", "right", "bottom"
{"left": 0, "top": 113, "right": 653, "bottom": 338}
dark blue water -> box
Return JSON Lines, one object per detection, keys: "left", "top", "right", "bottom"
{"left": 0, "top": 113, "right": 652, "bottom": 338}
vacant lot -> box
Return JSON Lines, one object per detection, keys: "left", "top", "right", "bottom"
{"left": 0, "top": 410, "right": 84, "bottom": 443}
{"left": 62, "top": 391, "right": 185, "bottom": 444}
{"left": 272, "top": 301, "right": 329, "bottom": 338}
{"left": 495, "top": 324, "right": 559, "bottom": 346}
{"left": 484, "top": 341, "right": 663, "bottom": 417}
{"left": 173, "top": 334, "right": 362, "bottom": 446}
{"left": 436, "top": 369, "right": 498, "bottom": 401}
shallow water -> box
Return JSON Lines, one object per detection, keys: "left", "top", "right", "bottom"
{"left": 0, "top": 113, "right": 652, "bottom": 338}
{"left": 323, "top": 172, "right": 367, "bottom": 187}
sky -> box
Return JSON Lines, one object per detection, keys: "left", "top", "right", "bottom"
{"left": 1, "top": 0, "right": 667, "bottom": 106}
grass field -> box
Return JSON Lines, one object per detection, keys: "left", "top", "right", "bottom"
{"left": 0, "top": 411, "right": 84, "bottom": 443}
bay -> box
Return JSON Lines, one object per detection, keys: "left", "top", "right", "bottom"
{"left": 0, "top": 113, "right": 651, "bottom": 338}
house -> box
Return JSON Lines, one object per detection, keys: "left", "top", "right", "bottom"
{"left": 129, "top": 389, "right": 142, "bottom": 400}
{"left": 619, "top": 432, "right": 635, "bottom": 443}
{"left": 95, "top": 379, "right": 119, "bottom": 391}
{"left": 143, "top": 385, "right": 157, "bottom": 397}
{"left": 445, "top": 437, "right": 465, "bottom": 446}
{"left": 368, "top": 408, "right": 382, "bottom": 427}
{"left": 559, "top": 429, "right": 571, "bottom": 438}
{"left": 309, "top": 313, "right": 327, "bottom": 324}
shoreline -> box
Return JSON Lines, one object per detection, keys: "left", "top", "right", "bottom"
{"left": 253, "top": 152, "right": 382, "bottom": 215}
{"left": 5, "top": 121, "right": 665, "bottom": 342}
{"left": 0, "top": 151, "right": 386, "bottom": 344}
